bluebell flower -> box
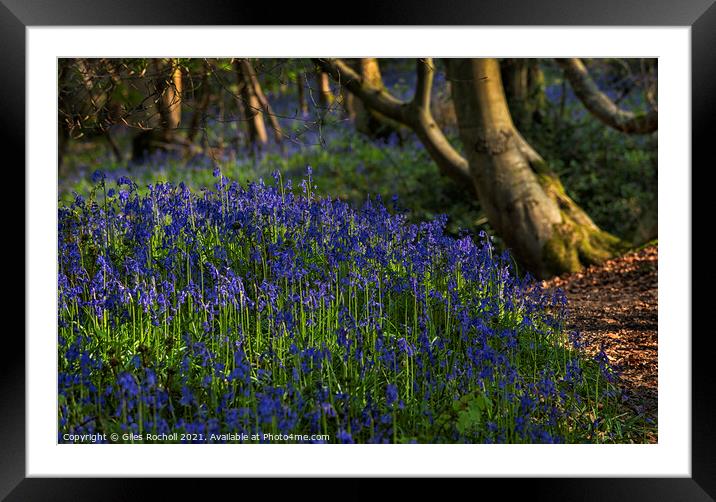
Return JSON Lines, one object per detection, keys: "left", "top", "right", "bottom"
{"left": 386, "top": 384, "right": 398, "bottom": 406}
{"left": 337, "top": 430, "right": 354, "bottom": 443}
{"left": 117, "top": 372, "right": 139, "bottom": 397}
{"left": 179, "top": 385, "right": 195, "bottom": 407}
{"left": 91, "top": 169, "right": 106, "bottom": 184}
{"left": 57, "top": 167, "right": 623, "bottom": 444}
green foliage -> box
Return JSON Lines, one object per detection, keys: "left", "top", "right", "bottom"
{"left": 60, "top": 130, "right": 486, "bottom": 238}
{"left": 455, "top": 392, "right": 491, "bottom": 435}
{"left": 525, "top": 62, "right": 658, "bottom": 244}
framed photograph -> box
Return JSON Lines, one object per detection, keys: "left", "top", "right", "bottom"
{"left": 8, "top": 0, "right": 711, "bottom": 498}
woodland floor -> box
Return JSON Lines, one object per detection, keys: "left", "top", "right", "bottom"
{"left": 543, "top": 245, "right": 658, "bottom": 443}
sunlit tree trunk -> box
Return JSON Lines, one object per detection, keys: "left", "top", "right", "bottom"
{"left": 445, "top": 58, "right": 623, "bottom": 277}
{"left": 168, "top": 62, "right": 183, "bottom": 129}
{"left": 155, "top": 58, "right": 182, "bottom": 141}
{"left": 350, "top": 58, "right": 400, "bottom": 139}
{"left": 240, "top": 59, "right": 283, "bottom": 146}
{"left": 132, "top": 58, "right": 183, "bottom": 161}
{"left": 316, "top": 70, "right": 333, "bottom": 108}
{"left": 236, "top": 59, "right": 268, "bottom": 148}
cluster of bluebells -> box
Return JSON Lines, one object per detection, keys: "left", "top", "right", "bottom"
{"left": 58, "top": 168, "right": 620, "bottom": 443}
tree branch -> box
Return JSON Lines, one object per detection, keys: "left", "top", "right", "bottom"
{"left": 314, "top": 58, "right": 471, "bottom": 187}
{"left": 556, "top": 58, "right": 657, "bottom": 134}
{"left": 414, "top": 58, "right": 434, "bottom": 111}
{"left": 314, "top": 58, "right": 409, "bottom": 123}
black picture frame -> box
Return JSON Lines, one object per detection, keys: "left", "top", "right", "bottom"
{"left": 6, "top": 0, "right": 712, "bottom": 499}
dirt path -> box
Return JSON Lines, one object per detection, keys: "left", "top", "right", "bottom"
{"left": 543, "top": 245, "right": 658, "bottom": 441}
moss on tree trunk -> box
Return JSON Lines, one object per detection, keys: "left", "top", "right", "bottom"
{"left": 538, "top": 171, "right": 626, "bottom": 276}
{"left": 447, "top": 58, "right": 625, "bottom": 279}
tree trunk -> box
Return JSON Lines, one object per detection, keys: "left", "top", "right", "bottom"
{"left": 501, "top": 59, "right": 530, "bottom": 130}
{"left": 240, "top": 59, "right": 283, "bottom": 146}
{"left": 186, "top": 63, "right": 211, "bottom": 146}
{"left": 445, "top": 58, "right": 623, "bottom": 278}
{"left": 236, "top": 59, "right": 268, "bottom": 148}
{"left": 348, "top": 58, "right": 401, "bottom": 140}
{"left": 132, "top": 59, "right": 183, "bottom": 161}
{"left": 58, "top": 59, "right": 71, "bottom": 170}
{"left": 155, "top": 58, "right": 182, "bottom": 141}
{"left": 527, "top": 59, "right": 546, "bottom": 123}
{"left": 316, "top": 71, "right": 333, "bottom": 108}
{"left": 296, "top": 72, "right": 308, "bottom": 116}
{"left": 317, "top": 57, "right": 624, "bottom": 277}
{"left": 104, "top": 129, "right": 122, "bottom": 162}
{"left": 502, "top": 58, "right": 545, "bottom": 131}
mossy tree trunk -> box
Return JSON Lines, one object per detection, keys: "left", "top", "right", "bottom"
{"left": 317, "top": 57, "right": 624, "bottom": 277}
{"left": 445, "top": 58, "right": 624, "bottom": 278}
